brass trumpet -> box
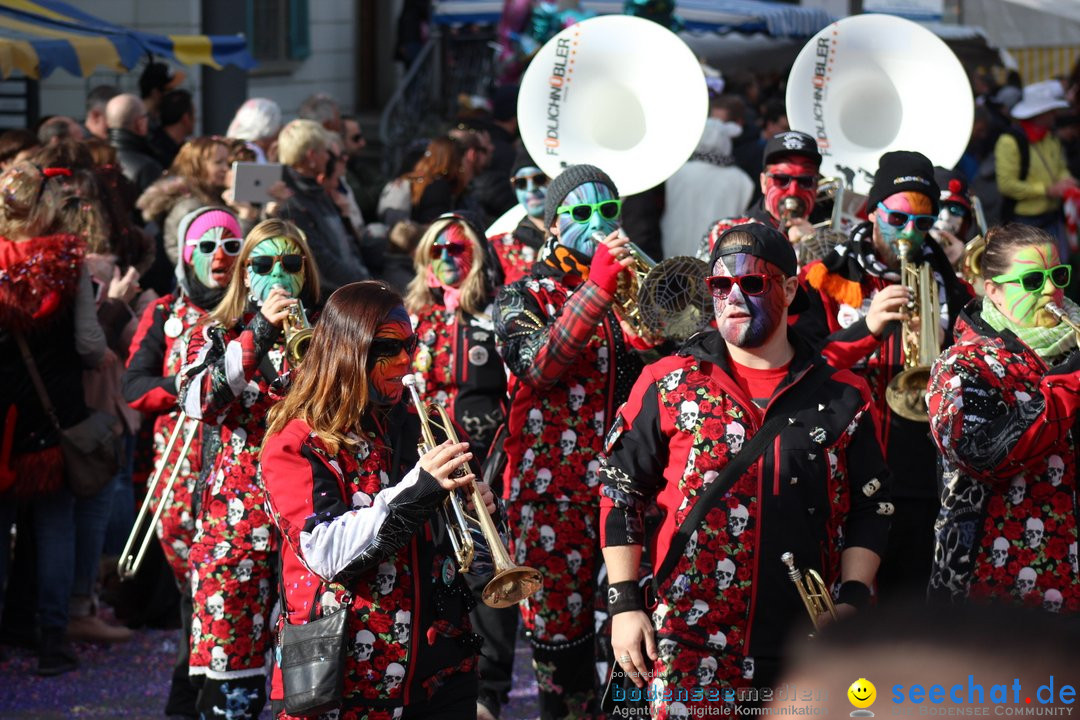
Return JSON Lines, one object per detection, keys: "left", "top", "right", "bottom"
{"left": 885, "top": 239, "right": 941, "bottom": 422}
{"left": 401, "top": 375, "right": 542, "bottom": 608}
{"left": 781, "top": 552, "right": 837, "bottom": 633}
{"left": 283, "top": 299, "right": 313, "bottom": 366}
{"left": 118, "top": 414, "right": 198, "bottom": 579}
{"left": 780, "top": 177, "right": 848, "bottom": 265}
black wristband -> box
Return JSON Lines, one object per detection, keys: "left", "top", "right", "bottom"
{"left": 606, "top": 580, "right": 644, "bottom": 615}
{"left": 837, "top": 581, "right": 871, "bottom": 610}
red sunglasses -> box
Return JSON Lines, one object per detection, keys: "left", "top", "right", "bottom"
{"left": 431, "top": 242, "right": 468, "bottom": 259}
{"left": 706, "top": 273, "right": 784, "bottom": 297}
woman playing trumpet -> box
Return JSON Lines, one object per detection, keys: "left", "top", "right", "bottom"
{"left": 178, "top": 218, "right": 320, "bottom": 719}
{"left": 927, "top": 223, "right": 1080, "bottom": 613}
{"left": 261, "top": 280, "right": 494, "bottom": 719}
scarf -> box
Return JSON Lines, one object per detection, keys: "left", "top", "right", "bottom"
{"left": 426, "top": 268, "right": 462, "bottom": 314}
{"left": 806, "top": 222, "right": 898, "bottom": 307}
{"left": 540, "top": 238, "right": 591, "bottom": 286}
{"left": 1020, "top": 119, "right": 1050, "bottom": 144}
{"left": 981, "top": 295, "right": 1079, "bottom": 360}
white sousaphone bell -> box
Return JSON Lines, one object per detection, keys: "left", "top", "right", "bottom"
{"left": 786, "top": 14, "right": 974, "bottom": 195}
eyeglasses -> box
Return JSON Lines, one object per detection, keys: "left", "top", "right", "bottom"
{"left": 249, "top": 254, "right": 304, "bottom": 275}
{"left": 992, "top": 265, "right": 1071, "bottom": 292}
{"left": 876, "top": 203, "right": 936, "bottom": 232}
{"left": 190, "top": 236, "right": 242, "bottom": 256}
{"left": 369, "top": 334, "right": 419, "bottom": 359}
{"left": 766, "top": 173, "right": 816, "bottom": 189}
{"left": 942, "top": 202, "right": 969, "bottom": 218}
{"left": 430, "top": 242, "right": 468, "bottom": 259}
{"left": 556, "top": 199, "right": 622, "bottom": 224}
{"left": 512, "top": 174, "right": 548, "bottom": 191}
{"left": 706, "top": 273, "right": 784, "bottom": 297}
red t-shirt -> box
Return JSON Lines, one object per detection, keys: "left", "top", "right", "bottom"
{"left": 728, "top": 358, "right": 790, "bottom": 409}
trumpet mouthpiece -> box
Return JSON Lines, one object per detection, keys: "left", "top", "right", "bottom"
{"left": 401, "top": 374, "right": 417, "bottom": 388}
{"left": 1045, "top": 302, "right": 1065, "bottom": 319}
{"left": 781, "top": 552, "right": 794, "bottom": 567}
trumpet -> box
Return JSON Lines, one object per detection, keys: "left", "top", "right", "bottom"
{"left": 781, "top": 552, "right": 837, "bottom": 634}
{"left": 779, "top": 178, "right": 848, "bottom": 265}
{"left": 961, "top": 234, "right": 986, "bottom": 287}
{"left": 118, "top": 414, "right": 198, "bottom": 580}
{"left": 283, "top": 299, "right": 313, "bottom": 366}
{"left": 401, "top": 375, "right": 542, "bottom": 608}
{"left": 885, "top": 239, "right": 941, "bottom": 422}
{"left": 1045, "top": 302, "right": 1080, "bottom": 338}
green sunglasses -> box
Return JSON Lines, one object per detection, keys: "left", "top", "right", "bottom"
{"left": 992, "top": 264, "right": 1071, "bottom": 292}
{"left": 556, "top": 199, "right": 623, "bottom": 224}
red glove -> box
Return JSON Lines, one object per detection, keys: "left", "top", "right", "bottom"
{"left": 589, "top": 242, "right": 624, "bottom": 296}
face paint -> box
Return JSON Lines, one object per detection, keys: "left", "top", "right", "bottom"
{"left": 246, "top": 237, "right": 305, "bottom": 305}
{"left": 192, "top": 225, "right": 240, "bottom": 289}
{"left": 514, "top": 166, "right": 547, "bottom": 219}
{"left": 368, "top": 306, "right": 415, "bottom": 406}
{"left": 554, "top": 181, "right": 619, "bottom": 258}
{"left": 873, "top": 191, "right": 934, "bottom": 266}
{"left": 711, "top": 253, "right": 789, "bottom": 348}
{"left": 993, "top": 243, "right": 1064, "bottom": 328}
{"left": 763, "top": 158, "right": 819, "bottom": 224}
{"left": 429, "top": 224, "right": 474, "bottom": 289}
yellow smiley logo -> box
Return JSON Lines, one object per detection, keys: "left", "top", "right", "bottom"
{"left": 848, "top": 678, "right": 877, "bottom": 710}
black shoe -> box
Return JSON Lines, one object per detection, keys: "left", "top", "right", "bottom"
{"left": 35, "top": 628, "right": 77, "bottom": 677}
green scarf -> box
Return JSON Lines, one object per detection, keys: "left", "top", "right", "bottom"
{"left": 981, "top": 296, "right": 1079, "bottom": 360}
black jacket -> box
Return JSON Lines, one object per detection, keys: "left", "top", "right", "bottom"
{"left": 108, "top": 128, "right": 165, "bottom": 195}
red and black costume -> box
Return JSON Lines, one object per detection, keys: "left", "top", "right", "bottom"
{"left": 493, "top": 250, "right": 644, "bottom": 718}
{"left": 927, "top": 302, "right": 1079, "bottom": 613}
{"left": 488, "top": 216, "right": 545, "bottom": 285}
{"left": 600, "top": 330, "right": 892, "bottom": 711}
{"left": 795, "top": 223, "right": 973, "bottom": 595}
{"left": 261, "top": 406, "right": 482, "bottom": 719}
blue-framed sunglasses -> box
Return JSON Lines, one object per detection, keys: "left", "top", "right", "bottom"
{"left": 877, "top": 203, "right": 936, "bottom": 233}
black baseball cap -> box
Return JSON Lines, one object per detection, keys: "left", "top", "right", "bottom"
{"left": 762, "top": 130, "right": 822, "bottom": 167}
{"left": 709, "top": 222, "right": 809, "bottom": 313}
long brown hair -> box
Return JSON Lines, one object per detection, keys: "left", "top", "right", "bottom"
{"left": 169, "top": 136, "right": 230, "bottom": 199}
{"left": 404, "top": 136, "right": 462, "bottom": 206}
{"left": 405, "top": 215, "right": 490, "bottom": 318}
{"left": 208, "top": 218, "right": 322, "bottom": 328}
{"left": 265, "top": 281, "right": 405, "bottom": 453}
{"left": 980, "top": 223, "right": 1056, "bottom": 281}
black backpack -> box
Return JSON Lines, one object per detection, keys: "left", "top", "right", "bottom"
{"left": 999, "top": 127, "right": 1031, "bottom": 222}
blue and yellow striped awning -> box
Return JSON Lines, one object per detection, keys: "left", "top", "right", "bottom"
{"left": 0, "top": 0, "right": 255, "bottom": 79}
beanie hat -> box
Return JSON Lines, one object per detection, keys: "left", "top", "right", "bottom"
{"left": 543, "top": 164, "right": 619, "bottom": 232}
{"left": 178, "top": 207, "right": 242, "bottom": 265}
{"left": 867, "top": 151, "right": 940, "bottom": 215}
{"left": 511, "top": 147, "right": 541, "bottom": 177}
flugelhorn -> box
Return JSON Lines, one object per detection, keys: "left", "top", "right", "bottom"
{"left": 885, "top": 239, "right": 941, "bottom": 422}
{"left": 1045, "top": 302, "right": 1080, "bottom": 338}
{"left": 283, "top": 299, "right": 313, "bottom": 366}
{"left": 118, "top": 414, "right": 198, "bottom": 580}
{"left": 780, "top": 178, "right": 848, "bottom": 265}
{"left": 401, "top": 375, "right": 542, "bottom": 608}
{"left": 781, "top": 552, "right": 837, "bottom": 633}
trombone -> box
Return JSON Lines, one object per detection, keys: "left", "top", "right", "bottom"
{"left": 401, "top": 374, "right": 542, "bottom": 608}
{"left": 118, "top": 414, "right": 198, "bottom": 580}
{"left": 781, "top": 552, "right": 837, "bottom": 634}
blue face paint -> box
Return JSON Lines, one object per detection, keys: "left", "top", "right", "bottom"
{"left": 875, "top": 193, "right": 932, "bottom": 263}
{"left": 514, "top": 166, "right": 547, "bottom": 219}
{"left": 555, "top": 181, "right": 619, "bottom": 258}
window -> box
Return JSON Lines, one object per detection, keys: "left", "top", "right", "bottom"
{"left": 247, "top": 0, "right": 309, "bottom": 70}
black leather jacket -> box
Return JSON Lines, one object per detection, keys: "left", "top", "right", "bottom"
{"left": 108, "top": 128, "right": 164, "bottom": 195}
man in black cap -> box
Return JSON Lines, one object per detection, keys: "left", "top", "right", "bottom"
{"left": 601, "top": 222, "right": 891, "bottom": 714}
{"left": 796, "top": 150, "right": 973, "bottom": 600}
{"left": 699, "top": 130, "right": 823, "bottom": 260}
{"left": 492, "top": 163, "right": 645, "bottom": 720}
{"left": 487, "top": 147, "right": 549, "bottom": 284}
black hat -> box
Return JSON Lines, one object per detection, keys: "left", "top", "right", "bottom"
{"left": 868, "top": 151, "right": 940, "bottom": 214}
{"left": 139, "top": 61, "right": 184, "bottom": 99}
{"left": 543, "top": 164, "right": 618, "bottom": 232}
{"left": 762, "top": 130, "right": 822, "bottom": 167}
{"left": 709, "top": 222, "right": 809, "bottom": 314}
{"left": 510, "top": 147, "right": 541, "bottom": 177}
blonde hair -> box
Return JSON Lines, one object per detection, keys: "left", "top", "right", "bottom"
{"left": 208, "top": 218, "right": 322, "bottom": 327}
{"left": 277, "top": 119, "right": 328, "bottom": 168}
{"left": 404, "top": 215, "right": 489, "bottom": 318}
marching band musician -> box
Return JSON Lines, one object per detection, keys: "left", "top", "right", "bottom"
{"left": 261, "top": 280, "right": 493, "bottom": 719}
{"left": 121, "top": 206, "right": 243, "bottom": 718}
{"left": 601, "top": 223, "right": 891, "bottom": 717}
{"left": 698, "top": 130, "right": 823, "bottom": 260}
{"left": 492, "top": 163, "right": 643, "bottom": 719}
{"left": 178, "top": 218, "right": 320, "bottom": 719}
{"left": 487, "top": 149, "right": 549, "bottom": 285}
{"left": 795, "top": 151, "right": 973, "bottom": 599}
{"left": 926, "top": 223, "right": 1079, "bottom": 613}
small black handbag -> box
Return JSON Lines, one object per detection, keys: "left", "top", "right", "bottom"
{"left": 278, "top": 592, "right": 350, "bottom": 717}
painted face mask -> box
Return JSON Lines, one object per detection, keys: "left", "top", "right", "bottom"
{"left": 367, "top": 306, "right": 416, "bottom": 405}
{"left": 710, "top": 253, "right": 790, "bottom": 348}
{"left": 514, "top": 166, "right": 548, "bottom": 219}
{"left": 429, "top": 224, "right": 473, "bottom": 289}
{"left": 874, "top": 192, "right": 935, "bottom": 265}
{"left": 555, "top": 181, "right": 620, "bottom": 258}
{"left": 246, "top": 236, "right": 305, "bottom": 305}
{"left": 992, "top": 243, "right": 1067, "bottom": 328}
{"left": 191, "top": 226, "right": 241, "bottom": 289}
{"left": 763, "top": 158, "right": 818, "bottom": 224}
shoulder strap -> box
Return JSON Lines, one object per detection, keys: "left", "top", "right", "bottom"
{"left": 652, "top": 363, "right": 832, "bottom": 589}
{"left": 13, "top": 332, "right": 61, "bottom": 431}
{"left": 1009, "top": 127, "right": 1030, "bottom": 180}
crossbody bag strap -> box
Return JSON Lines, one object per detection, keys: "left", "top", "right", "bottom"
{"left": 13, "top": 331, "right": 61, "bottom": 431}
{"left": 652, "top": 363, "right": 831, "bottom": 590}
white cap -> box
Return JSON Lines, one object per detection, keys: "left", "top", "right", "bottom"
{"left": 1010, "top": 80, "right": 1070, "bottom": 120}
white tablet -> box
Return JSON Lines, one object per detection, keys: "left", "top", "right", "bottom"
{"left": 232, "top": 162, "right": 282, "bottom": 205}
